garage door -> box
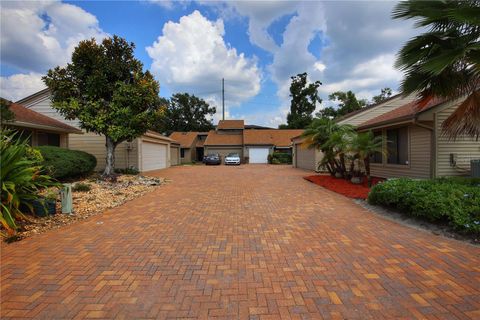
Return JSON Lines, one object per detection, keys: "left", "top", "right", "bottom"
{"left": 249, "top": 147, "right": 270, "bottom": 164}
{"left": 170, "top": 146, "right": 179, "bottom": 166}
{"left": 142, "top": 142, "right": 167, "bottom": 171}
{"left": 295, "top": 144, "right": 316, "bottom": 170}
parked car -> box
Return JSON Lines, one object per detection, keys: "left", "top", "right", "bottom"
{"left": 224, "top": 153, "right": 241, "bottom": 165}
{"left": 204, "top": 153, "right": 221, "bottom": 165}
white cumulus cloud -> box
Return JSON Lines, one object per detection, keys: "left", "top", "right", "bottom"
{"left": 146, "top": 10, "right": 261, "bottom": 110}
{"left": 0, "top": 1, "right": 107, "bottom": 100}
{"left": 0, "top": 73, "right": 46, "bottom": 102}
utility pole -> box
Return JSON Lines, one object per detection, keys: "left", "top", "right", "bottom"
{"left": 222, "top": 78, "right": 225, "bottom": 120}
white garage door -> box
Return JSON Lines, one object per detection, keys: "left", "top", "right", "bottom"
{"left": 249, "top": 147, "right": 270, "bottom": 164}
{"left": 142, "top": 142, "right": 167, "bottom": 171}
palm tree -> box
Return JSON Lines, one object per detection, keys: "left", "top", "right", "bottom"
{"left": 349, "top": 131, "right": 384, "bottom": 187}
{"left": 302, "top": 118, "right": 354, "bottom": 176}
{"left": 302, "top": 118, "right": 338, "bottom": 174}
{"left": 393, "top": 0, "right": 480, "bottom": 140}
{"left": 322, "top": 128, "right": 355, "bottom": 178}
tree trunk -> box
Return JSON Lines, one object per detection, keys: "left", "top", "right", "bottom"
{"left": 348, "top": 156, "right": 355, "bottom": 178}
{"left": 103, "top": 136, "right": 117, "bottom": 178}
{"left": 339, "top": 153, "right": 347, "bottom": 178}
{"left": 364, "top": 157, "right": 371, "bottom": 187}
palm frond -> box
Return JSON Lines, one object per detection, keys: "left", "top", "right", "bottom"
{"left": 442, "top": 90, "right": 480, "bottom": 140}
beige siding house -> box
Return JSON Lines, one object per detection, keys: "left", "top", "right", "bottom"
{"left": 357, "top": 96, "right": 480, "bottom": 179}
{"left": 16, "top": 89, "right": 179, "bottom": 172}
{"left": 2, "top": 100, "right": 82, "bottom": 147}
{"left": 292, "top": 94, "right": 416, "bottom": 171}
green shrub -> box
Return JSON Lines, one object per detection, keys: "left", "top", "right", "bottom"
{"left": 270, "top": 152, "right": 292, "bottom": 164}
{"left": 368, "top": 178, "right": 480, "bottom": 233}
{"left": 36, "top": 146, "right": 97, "bottom": 180}
{"left": 72, "top": 182, "right": 92, "bottom": 192}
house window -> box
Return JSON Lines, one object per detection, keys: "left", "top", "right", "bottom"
{"left": 387, "top": 127, "right": 408, "bottom": 165}
{"left": 37, "top": 132, "right": 60, "bottom": 147}
{"left": 180, "top": 148, "right": 185, "bottom": 158}
{"left": 370, "top": 131, "right": 383, "bottom": 164}
{"left": 13, "top": 129, "right": 33, "bottom": 145}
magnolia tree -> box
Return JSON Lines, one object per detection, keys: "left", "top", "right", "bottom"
{"left": 43, "top": 36, "right": 163, "bottom": 177}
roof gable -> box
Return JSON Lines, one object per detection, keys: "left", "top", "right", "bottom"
{"left": 169, "top": 132, "right": 198, "bottom": 148}
{"left": 5, "top": 101, "right": 82, "bottom": 133}
{"left": 358, "top": 97, "right": 445, "bottom": 129}
{"left": 204, "top": 130, "right": 243, "bottom": 146}
{"left": 243, "top": 129, "right": 304, "bottom": 147}
{"left": 217, "top": 120, "right": 244, "bottom": 129}
{"left": 337, "top": 94, "right": 417, "bottom": 127}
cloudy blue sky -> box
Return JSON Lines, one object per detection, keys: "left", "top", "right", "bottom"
{"left": 0, "top": 0, "right": 418, "bottom": 126}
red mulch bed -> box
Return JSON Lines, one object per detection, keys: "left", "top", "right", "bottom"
{"left": 304, "top": 175, "right": 384, "bottom": 199}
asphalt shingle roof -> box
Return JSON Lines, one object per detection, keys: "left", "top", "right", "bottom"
{"left": 6, "top": 101, "right": 82, "bottom": 133}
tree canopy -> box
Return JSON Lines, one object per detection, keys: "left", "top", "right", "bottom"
{"left": 43, "top": 35, "right": 163, "bottom": 176}
{"left": 154, "top": 93, "right": 216, "bottom": 135}
{"left": 283, "top": 72, "right": 322, "bottom": 129}
{"left": 316, "top": 90, "right": 366, "bottom": 119}
{"left": 393, "top": 0, "right": 480, "bottom": 139}
{"left": 371, "top": 87, "right": 393, "bottom": 104}
{"left": 0, "top": 98, "right": 15, "bottom": 123}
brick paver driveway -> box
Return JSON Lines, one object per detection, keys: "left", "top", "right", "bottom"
{"left": 1, "top": 165, "right": 479, "bottom": 319}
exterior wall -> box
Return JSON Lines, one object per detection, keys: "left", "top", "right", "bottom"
{"left": 370, "top": 125, "right": 432, "bottom": 179}
{"left": 180, "top": 148, "right": 194, "bottom": 163}
{"left": 20, "top": 94, "right": 81, "bottom": 129}
{"left": 435, "top": 102, "right": 480, "bottom": 177}
{"left": 60, "top": 133, "right": 68, "bottom": 148}
{"left": 291, "top": 138, "right": 323, "bottom": 171}
{"left": 170, "top": 146, "right": 180, "bottom": 166}
{"left": 204, "top": 146, "right": 243, "bottom": 162}
{"left": 338, "top": 95, "right": 417, "bottom": 126}
{"left": 69, "top": 132, "right": 139, "bottom": 171}
{"left": 9, "top": 125, "right": 70, "bottom": 148}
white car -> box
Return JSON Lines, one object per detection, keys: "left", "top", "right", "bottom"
{"left": 224, "top": 153, "right": 241, "bottom": 165}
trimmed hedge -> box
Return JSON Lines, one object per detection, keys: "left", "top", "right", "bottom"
{"left": 368, "top": 178, "right": 480, "bottom": 233}
{"left": 36, "top": 146, "right": 97, "bottom": 180}
{"left": 268, "top": 152, "right": 292, "bottom": 164}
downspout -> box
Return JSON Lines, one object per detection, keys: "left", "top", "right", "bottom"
{"left": 413, "top": 116, "right": 435, "bottom": 178}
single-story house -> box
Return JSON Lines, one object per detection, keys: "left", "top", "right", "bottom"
{"left": 357, "top": 96, "right": 480, "bottom": 179}
{"left": 292, "top": 94, "right": 417, "bottom": 171}
{"left": 1, "top": 100, "right": 82, "bottom": 147}
{"left": 169, "top": 131, "right": 208, "bottom": 163}
{"left": 16, "top": 89, "right": 179, "bottom": 172}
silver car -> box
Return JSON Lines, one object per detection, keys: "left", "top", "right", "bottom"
{"left": 224, "top": 153, "right": 241, "bottom": 165}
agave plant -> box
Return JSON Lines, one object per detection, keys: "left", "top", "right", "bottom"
{"left": 0, "top": 131, "right": 57, "bottom": 236}
{"left": 393, "top": 0, "right": 480, "bottom": 140}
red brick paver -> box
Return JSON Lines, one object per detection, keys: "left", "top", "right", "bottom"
{"left": 1, "top": 165, "right": 479, "bottom": 319}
